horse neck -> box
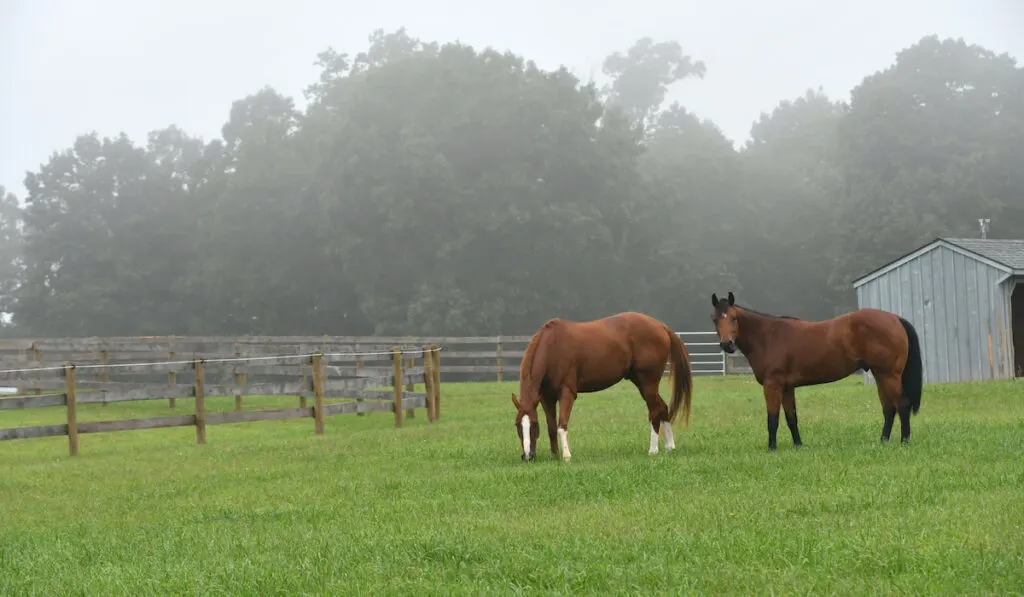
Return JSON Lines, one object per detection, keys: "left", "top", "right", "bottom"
{"left": 736, "top": 309, "right": 775, "bottom": 358}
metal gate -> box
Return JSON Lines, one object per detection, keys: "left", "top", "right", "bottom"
{"left": 677, "top": 331, "right": 726, "bottom": 375}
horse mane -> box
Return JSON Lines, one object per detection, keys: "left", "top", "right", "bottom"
{"left": 737, "top": 304, "right": 802, "bottom": 321}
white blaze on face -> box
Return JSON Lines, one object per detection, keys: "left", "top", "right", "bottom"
{"left": 520, "top": 414, "right": 531, "bottom": 456}
{"left": 557, "top": 427, "right": 571, "bottom": 461}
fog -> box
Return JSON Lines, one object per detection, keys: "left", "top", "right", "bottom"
{"left": 0, "top": 0, "right": 1021, "bottom": 337}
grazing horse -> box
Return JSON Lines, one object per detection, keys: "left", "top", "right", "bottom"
{"left": 511, "top": 311, "right": 694, "bottom": 462}
{"left": 709, "top": 291, "right": 923, "bottom": 450}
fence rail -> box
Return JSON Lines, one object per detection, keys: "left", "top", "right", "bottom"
{"left": 0, "top": 331, "right": 750, "bottom": 455}
{"left": 0, "top": 345, "right": 443, "bottom": 456}
{"left": 0, "top": 331, "right": 742, "bottom": 386}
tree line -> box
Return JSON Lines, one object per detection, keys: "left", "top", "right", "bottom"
{"left": 1, "top": 29, "right": 1021, "bottom": 338}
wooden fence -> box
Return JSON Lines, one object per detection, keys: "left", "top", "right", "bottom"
{"left": 0, "top": 340, "right": 442, "bottom": 456}
{"left": 0, "top": 331, "right": 743, "bottom": 455}
{"left": 0, "top": 332, "right": 735, "bottom": 386}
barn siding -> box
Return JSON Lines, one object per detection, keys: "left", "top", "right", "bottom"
{"left": 999, "top": 277, "right": 1017, "bottom": 376}
{"left": 856, "top": 245, "right": 1013, "bottom": 384}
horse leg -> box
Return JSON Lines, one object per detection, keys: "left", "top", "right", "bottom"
{"left": 637, "top": 378, "right": 672, "bottom": 455}
{"left": 557, "top": 387, "right": 577, "bottom": 462}
{"left": 540, "top": 395, "right": 559, "bottom": 458}
{"left": 876, "top": 374, "right": 901, "bottom": 443}
{"left": 763, "top": 381, "right": 783, "bottom": 451}
{"left": 896, "top": 374, "right": 912, "bottom": 445}
{"left": 781, "top": 386, "right": 802, "bottom": 448}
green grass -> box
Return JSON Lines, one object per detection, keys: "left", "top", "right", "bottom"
{"left": 1, "top": 375, "right": 1022, "bottom": 596}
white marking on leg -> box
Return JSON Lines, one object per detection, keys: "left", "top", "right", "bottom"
{"left": 649, "top": 424, "right": 659, "bottom": 455}
{"left": 557, "top": 427, "right": 571, "bottom": 461}
{"left": 663, "top": 421, "right": 676, "bottom": 452}
{"left": 520, "top": 415, "right": 531, "bottom": 457}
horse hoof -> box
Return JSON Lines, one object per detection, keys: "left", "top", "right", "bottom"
{"left": 768, "top": 445, "right": 777, "bottom": 452}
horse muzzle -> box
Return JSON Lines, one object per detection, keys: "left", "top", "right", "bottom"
{"left": 719, "top": 340, "right": 737, "bottom": 354}
{"left": 521, "top": 453, "right": 536, "bottom": 462}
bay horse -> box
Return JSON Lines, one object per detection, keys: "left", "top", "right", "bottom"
{"left": 709, "top": 291, "right": 922, "bottom": 450}
{"left": 511, "top": 312, "right": 694, "bottom": 462}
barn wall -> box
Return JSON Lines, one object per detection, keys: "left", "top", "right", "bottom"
{"left": 1011, "top": 277, "right": 1023, "bottom": 377}
{"left": 855, "top": 245, "right": 1014, "bottom": 384}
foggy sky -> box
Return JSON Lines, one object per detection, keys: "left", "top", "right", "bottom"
{"left": 2, "top": 0, "right": 1022, "bottom": 198}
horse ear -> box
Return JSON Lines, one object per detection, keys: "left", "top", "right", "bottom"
{"left": 511, "top": 393, "right": 521, "bottom": 410}
{"left": 727, "top": 291, "right": 735, "bottom": 306}
{"left": 711, "top": 293, "right": 719, "bottom": 308}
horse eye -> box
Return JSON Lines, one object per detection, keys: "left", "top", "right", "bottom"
{"left": 732, "top": 316, "right": 738, "bottom": 323}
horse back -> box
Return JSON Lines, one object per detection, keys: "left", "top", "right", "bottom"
{"left": 842, "top": 308, "right": 910, "bottom": 358}
{"left": 541, "top": 312, "right": 669, "bottom": 391}
{"left": 762, "top": 309, "right": 906, "bottom": 386}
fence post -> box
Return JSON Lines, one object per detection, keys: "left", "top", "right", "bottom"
{"left": 100, "top": 348, "right": 109, "bottom": 407}
{"left": 312, "top": 352, "right": 325, "bottom": 435}
{"left": 405, "top": 354, "right": 415, "bottom": 419}
{"left": 422, "top": 345, "right": 436, "bottom": 422}
{"left": 194, "top": 359, "right": 206, "bottom": 445}
{"left": 234, "top": 350, "right": 244, "bottom": 412}
{"left": 168, "top": 350, "right": 177, "bottom": 409}
{"left": 355, "top": 351, "right": 365, "bottom": 416}
{"left": 33, "top": 343, "right": 41, "bottom": 396}
{"left": 64, "top": 363, "right": 78, "bottom": 457}
{"left": 431, "top": 344, "right": 442, "bottom": 420}
{"left": 497, "top": 340, "right": 503, "bottom": 383}
{"left": 392, "top": 347, "right": 404, "bottom": 428}
{"left": 91, "top": 347, "right": 100, "bottom": 401}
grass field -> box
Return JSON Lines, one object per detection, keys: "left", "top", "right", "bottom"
{"left": 1, "top": 375, "right": 1022, "bottom": 596}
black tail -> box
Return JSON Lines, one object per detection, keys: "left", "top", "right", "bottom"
{"left": 898, "top": 317, "right": 922, "bottom": 414}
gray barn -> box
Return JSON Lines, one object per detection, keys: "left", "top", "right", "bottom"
{"left": 853, "top": 237, "right": 1024, "bottom": 384}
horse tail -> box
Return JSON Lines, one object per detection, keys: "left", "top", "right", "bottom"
{"left": 898, "top": 316, "right": 923, "bottom": 415}
{"left": 664, "top": 325, "right": 694, "bottom": 429}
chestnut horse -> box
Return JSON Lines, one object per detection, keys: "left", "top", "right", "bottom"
{"left": 709, "top": 291, "right": 922, "bottom": 450}
{"left": 511, "top": 312, "right": 694, "bottom": 462}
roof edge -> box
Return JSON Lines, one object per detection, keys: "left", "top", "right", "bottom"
{"left": 852, "top": 238, "right": 1013, "bottom": 289}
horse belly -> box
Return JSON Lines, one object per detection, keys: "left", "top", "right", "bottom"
{"left": 576, "top": 355, "right": 631, "bottom": 394}
{"left": 790, "top": 351, "right": 857, "bottom": 387}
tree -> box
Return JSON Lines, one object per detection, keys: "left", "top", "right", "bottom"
{"left": 304, "top": 37, "right": 653, "bottom": 334}
{"left": 0, "top": 186, "right": 23, "bottom": 332}
{"left": 200, "top": 87, "right": 326, "bottom": 334}
{"left": 636, "top": 104, "right": 745, "bottom": 328}
{"left": 14, "top": 129, "right": 217, "bottom": 335}
{"left": 8, "top": 30, "right": 1021, "bottom": 337}
{"left": 830, "top": 35, "right": 1024, "bottom": 306}
{"left": 601, "top": 37, "right": 706, "bottom": 134}
{"left": 735, "top": 89, "right": 848, "bottom": 318}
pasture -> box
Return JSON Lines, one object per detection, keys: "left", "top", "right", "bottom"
{"left": 1, "top": 375, "right": 1022, "bottom": 595}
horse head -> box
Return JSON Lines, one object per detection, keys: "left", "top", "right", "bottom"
{"left": 710, "top": 291, "right": 739, "bottom": 354}
{"left": 511, "top": 393, "right": 539, "bottom": 461}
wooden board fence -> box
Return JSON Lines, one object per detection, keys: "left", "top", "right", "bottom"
{"left": 0, "top": 332, "right": 734, "bottom": 392}
{"left": 0, "top": 346, "right": 442, "bottom": 456}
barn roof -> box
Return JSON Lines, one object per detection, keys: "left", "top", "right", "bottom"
{"left": 943, "top": 238, "right": 1024, "bottom": 271}
{"left": 852, "top": 237, "right": 1024, "bottom": 288}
